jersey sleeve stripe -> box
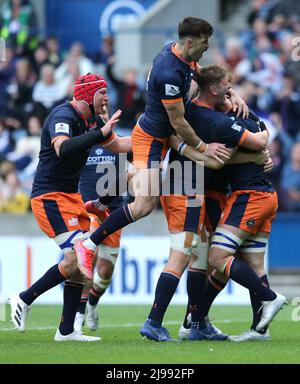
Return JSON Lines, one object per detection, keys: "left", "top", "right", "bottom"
{"left": 161, "top": 97, "right": 183, "bottom": 104}
{"left": 237, "top": 130, "right": 249, "bottom": 146}
{"left": 100, "top": 131, "right": 117, "bottom": 147}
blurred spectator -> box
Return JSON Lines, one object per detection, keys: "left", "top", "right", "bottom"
{"left": 106, "top": 57, "right": 145, "bottom": 133}
{"left": 30, "top": 43, "right": 50, "bottom": 76}
{"left": 0, "top": 0, "right": 39, "bottom": 56}
{"left": 271, "top": 74, "right": 300, "bottom": 138}
{"left": 247, "top": 0, "right": 279, "bottom": 25}
{"left": 55, "top": 41, "right": 94, "bottom": 81}
{"left": 0, "top": 160, "right": 30, "bottom": 214}
{"left": 0, "top": 45, "right": 16, "bottom": 117}
{"left": 281, "top": 142, "right": 300, "bottom": 211}
{"left": 45, "top": 36, "right": 62, "bottom": 68}
{"left": 32, "top": 63, "right": 66, "bottom": 120}
{"left": 214, "top": 37, "right": 245, "bottom": 71}
{"left": 267, "top": 135, "right": 287, "bottom": 210}
{"left": 0, "top": 119, "right": 14, "bottom": 156}
{"left": 6, "top": 57, "right": 36, "bottom": 124}
{"left": 93, "top": 34, "right": 115, "bottom": 65}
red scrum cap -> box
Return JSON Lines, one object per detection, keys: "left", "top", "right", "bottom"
{"left": 74, "top": 73, "right": 107, "bottom": 106}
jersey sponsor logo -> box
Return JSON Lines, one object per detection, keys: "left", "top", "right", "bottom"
{"left": 55, "top": 122, "right": 70, "bottom": 134}
{"left": 95, "top": 148, "right": 104, "bottom": 156}
{"left": 68, "top": 217, "right": 79, "bottom": 226}
{"left": 246, "top": 218, "right": 255, "bottom": 228}
{"left": 86, "top": 155, "right": 116, "bottom": 166}
{"left": 231, "top": 122, "right": 242, "bottom": 132}
{"left": 165, "top": 84, "right": 180, "bottom": 96}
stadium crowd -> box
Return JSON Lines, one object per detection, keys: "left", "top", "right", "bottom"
{"left": 1, "top": 0, "right": 300, "bottom": 214}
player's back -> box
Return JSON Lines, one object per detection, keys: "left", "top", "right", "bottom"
{"left": 223, "top": 111, "right": 274, "bottom": 192}
{"left": 138, "top": 43, "right": 197, "bottom": 138}
{"left": 31, "top": 102, "right": 89, "bottom": 198}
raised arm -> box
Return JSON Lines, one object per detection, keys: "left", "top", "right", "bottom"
{"left": 163, "top": 101, "right": 231, "bottom": 163}
{"left": 169, "top": 134, "right": 235, "bottom": 169}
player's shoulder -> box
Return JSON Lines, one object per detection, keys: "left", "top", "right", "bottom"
{"left": 153, "top": 43, "right": 181, "bottom": 75}
{"left": 50, "top": 102, "right": 77, "bottom": 121}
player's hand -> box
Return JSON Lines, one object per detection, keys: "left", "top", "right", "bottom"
{"left": 263, "top": 149, "right": 273, "bottom": 173}
{"left": 100, "top": 104, "right": 110, "bottom": 123}
{"left": 229, "top": 91, "right": 249, "bottom": 118}
{"left": 204, "top": 143, "right": 231, "bottom": 164}
{"left": 101, "top": 109, "right": 122, "bottom": 137}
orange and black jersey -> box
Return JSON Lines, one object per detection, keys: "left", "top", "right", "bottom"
{"left": 138, "top": 42, "right": 198, "bottom": 138}
{"left": 31, "top": 102, "right": 113, "bottom": 198}
{"left": 223, "top": 111, "right": 274, "bottom": 193}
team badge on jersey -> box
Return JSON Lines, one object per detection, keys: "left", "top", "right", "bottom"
{"left": 246, "top": 218, "right": 255, "bottom": 228}
{"left": 55, "top": 122, "right": 70, "bottom": 134}
{"left": 165, "top": 84, "right": 180, "bottom": 96}
{"left": 231, "top": 122, "right": 242, "bottom": 132}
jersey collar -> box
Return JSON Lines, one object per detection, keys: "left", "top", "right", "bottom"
{"left": 192, "top": 98, "right": 213, "bottom": 109}
{"left": 70, "top": 100, "right": 89, "bottom": 127}
{"left": 171, "top": 43, "right": 196, "bottom": 70}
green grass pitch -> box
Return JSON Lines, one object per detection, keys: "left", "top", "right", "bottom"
{"left": 0, "top": 303, "right": 299, "bottom": 364}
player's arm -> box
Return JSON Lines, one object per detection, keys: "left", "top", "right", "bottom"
{"left": 163, "top": 100, "right": 230, "bottom": 163}
{"left": 102, "top": 135, "right": 132, "bottom": 153}
{"left": 228, "top": 149, "right": 273, "bottom": 173}
{"left": 239, "top": 129, "right": 269, "bottom": 151}
{"left": 54, "top": 110, "right": 121, "bottom": 159}
{"left": 169, "top": 134, "right": 235, "bottom": 169}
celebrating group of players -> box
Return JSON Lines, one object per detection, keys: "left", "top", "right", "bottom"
{"left": 9, "top": 17, "right": 286, "bottom": 343}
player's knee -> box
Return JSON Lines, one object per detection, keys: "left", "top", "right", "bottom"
{"left": 60, "top": 252, "right": 79, "bottom": 277}
{"left": 208, "top": 247, "right": 220, "bottom": 269}
{"left": 170, "top": 232, "right": 196, "bottom": 256}
{"left": 132, "top": 199, "right": 155, "bottom": 218}
{"left": 93, "top": 271, "right": 112, "bottom": 291}
{"left": 191, "top": 238, "right": 209, "bottom": 270}
{"left": 96, "top": 263, "right": 114, "bottom": 280}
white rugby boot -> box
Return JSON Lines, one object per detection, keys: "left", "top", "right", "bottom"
{"left": 9, "top": 293, "right": 30, "bottom": 332}
{"left": 229, "top": 329, "right": 271, "bottom": 342}
{"left": 256, "top": 292, "right": 287, "bottom": 331}
{"left": 54, "top": 328, "right": 101, "bottom": 341}
{"left": 178, "top": 313, "right": 191, "bottom": 340}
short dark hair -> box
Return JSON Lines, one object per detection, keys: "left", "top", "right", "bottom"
{"left": 178, "top": 17, "right": 213, "bottom": 39}
{"left": 197, "top": 65, "right": 229, "bottom": 91}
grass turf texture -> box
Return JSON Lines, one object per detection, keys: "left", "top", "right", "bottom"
{"left": 0, "top": 304, "right": 299, "bottom": 364}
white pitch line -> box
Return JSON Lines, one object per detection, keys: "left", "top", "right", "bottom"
{"left": 0, "top": 319, "right": 257, "bottom": 332}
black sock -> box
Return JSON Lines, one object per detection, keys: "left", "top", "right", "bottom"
{"left": 59, "top": 281, "right": 84, "bottom": 335}
{"left": 250, "top": 274, "right": 270, "bottom": 333}
{"left": 183, "top": 304, "right": 191, "bottom": 328}
{"left": 88, "top": 287, "right": 102, "bottom": 307}
{"left": 90, "top": 204, "right": 134, "bottom": 245}
{"left": 148, "top": 272, "right": 180, "bottom": 327}
{"left": 204, "top": 274, "right": 226, "bottom": 317}
{"left": 227, "top": 257, "right": 276, "bottom": 301}
{"left": 187, "top": 269, "right": 207, "bottom": 329}
{"left": 77, "top": 294, "right": 88, "bottom": 314}
{"left": 20, "top": 264, "right": 66, "bottom": 305}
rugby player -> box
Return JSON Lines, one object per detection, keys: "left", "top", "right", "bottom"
{"left": 139, "top": 64, "right": 274, "bottom": 342}
{"left": 73, "top": 17, "right": 247, "bottom": 284}
{"left": 173, "top": 65, "right": 286, "bottom": 340}
{"left": 9, "top": 73, "right": 131, "bottom": 341}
